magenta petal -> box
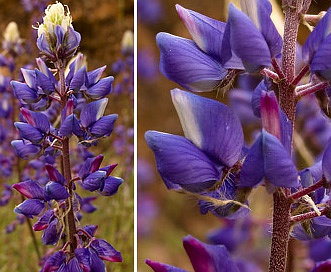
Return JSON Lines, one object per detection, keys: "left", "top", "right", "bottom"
{"left": 183, "top": 235, "right": 239, "bottom": 272}
{"left": 145, "top": 130, "right": 221, "bottom": 192}
{"left": 260, "top": 91, "right": 280, "bottom": 139}
{"left": 45, "top": 164, "right": 66, "bottom": 185}
{"left": 42, "top": 251, "right": 66, "bottom": 272}
{"left": 171, "top": 89, "right": 243, "bottom": 167}
{"left": 12, "top": 180, "right": 44, "bottom": 199}
{"left": 146, "top": 259, "right": 187, "bottom": 272}
{"left": 33, "top": 210, "right": 54, "bottom": 231}
{"left": 156, "top": 32, "right": 227, "bottom": 92}
{"left": 90, "top": 238, "right": 122, "bottom": 262}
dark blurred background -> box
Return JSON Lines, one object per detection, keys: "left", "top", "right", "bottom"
{"left": 137, "top": 0, "right": 331, "bottom": 271}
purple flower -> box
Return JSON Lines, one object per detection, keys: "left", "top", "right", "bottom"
{"left": 42, "top": 250, "right": 66, "bottom": 272}
{"left": 302, "top": 8, "right": 331, "bottom": 80}
{"left": 221, "top": 0, "right": 282, "bottom": 72}
{"left": 145, "top": 89, "right": 243, "bottom": 192}
{"left": 146, "top": 235, "right": 258, "bottom": 272}
{"left": 157, "top": 5, "right": 241, "bottom": 92}
{"left": 90, "top": 238, "right": 122, "bottom": 262}
{"left": 36, "top": 3, "right": 81, "bottom": 61}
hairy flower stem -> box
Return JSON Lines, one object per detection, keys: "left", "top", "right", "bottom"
{"left": 269, "top": 1, "right": 305, "bottom": 272}
{"left": 57, "top": 61, "right": 77, "bottom": 253}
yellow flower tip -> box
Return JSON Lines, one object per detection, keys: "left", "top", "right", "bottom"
{"left": 4, "top": 22, "right": 21, "bottom": 44}
{"left": 37, "top": 1, "right": 72, "bottom": 37}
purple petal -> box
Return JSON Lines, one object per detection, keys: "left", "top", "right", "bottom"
{"left": 21, "top": 108, "right": 50, "bottom": 134}
{"left": 35, "top": 69, "right": 55, "bottom": 94}
{"left": 241, "top": 131, "right": 299, "bottom": 188}
{"left": 146, "top": 259, "right": 186, "bottom": 272}
{"left": 222, "top": 4, "right": 271, "bottom": 72}
{"left": 14, "top": 122, "right": 44, "bottom": 143}
{"left": 82, "top": 170, "right": 106, "bottom": 191}
{"left": 322, "top": 142, "right": 331, "bottom": 183}
{"left": 60, "top": 114, "right": 84, "bottom": 137}
{"left": 14, "top": 199, "right": 45, "bottom": 217}
{"left": 80, "top": 98, "right": 108, "bottom": 128}
{"left": 98, "top": 176, "right": 123, "bottom": 196}
{"left": 156, "top": 32, "right": 227, "bottom": 92}
{"left": 86, "top": 76, "right": 114, "bottom": 99}
{"left": 183, "top": 235, "right": 239, "bottom": 272}
{"left": 36, "top": 33, "right": 53, "bottom": 58}
{"left": 176, "top": 4, "right": 226, "bottom": 61}
{"left": 44, "top": 181, "right": 70, "bottom": 201}
{"left": 79, "top": 155, "right": 104, "bottom": 180}
{"left": 86, "top": 66, "right": 107, "bottom": 86}
{"left": 21, "top": 68, "right": 36, "bottom": 89}
{"left": 54, "top": 25, "right": 65, "bottom": 49}
{"left": 89, "top": 248, "right": 106, "bottom": 272}
{"left": 64, "top": 27, "right": 81, "bottom": 56}
{"left": 12, "top": 180, "right": 44, "bottom": 199}
{"left": 310, "top": 34, "right": 331, "bottom": 81}
{"left": 67, "top": 257, "right": 84, "bottom": 272}
{"left": 82, "top": 225, "right": 98, "bottom": 237}
{"left": 90, "top": 238, "right": 122, "bottom": 262}
{"left": 240, "top": 135, "right": 265, "bottom": 187}
{"left": 42, "top": 251, "right": 66, "bottom": 272}
{"left": 302, "top": 8, "right": 331, "bottom": 64}
{"left": 171, "top": 89, "right": 243, "bottom": 167}
{"left": 11, "top": 81, "right": 38, "bottom": 103}
{"left": 251, "top": 80, "right": 267, "bottom": 117}
{"left": 70, "top": 66, "right": 86, "bottom": 91}
{"left": 42, "top": 218, "right": 62, "bottom": 245}
{"left": 89, "top": 114, "right": 118, "bottom": 137}
{"left": 240, "top": 0, "right": 282, "bottom": 57}
{"left": 145, "top": 130, "right": 221, "bottom": 192}
{"left": 262, "top": 130, "right": 299, "bottom": 187}
{"left": 11, "top": 140, "right": 41, "bottom": 160}
{"left": 74, "top": 248, "right": 91, "bottom": 271}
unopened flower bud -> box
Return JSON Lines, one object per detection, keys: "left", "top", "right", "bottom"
{"left": 2, "top": 22, "right": 23, "bottom": 55}
{"left": 36, "top": 2, "right": 81, "bottom": 61}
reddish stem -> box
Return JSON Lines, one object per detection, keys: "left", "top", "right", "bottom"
{"left": 296, "top": 82, "right": 329, "bottom": 98}
{"left": 289, "top": 178, "right": 326, "bottom": 200}
{"left": 290, "top": 207, "right": 329, "bottom": 223}
{"left": 291, "top": 65, "right": 310, "bottom": 86}
{"left": 57, "top": 60, "right": 77, "bottom": 253}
